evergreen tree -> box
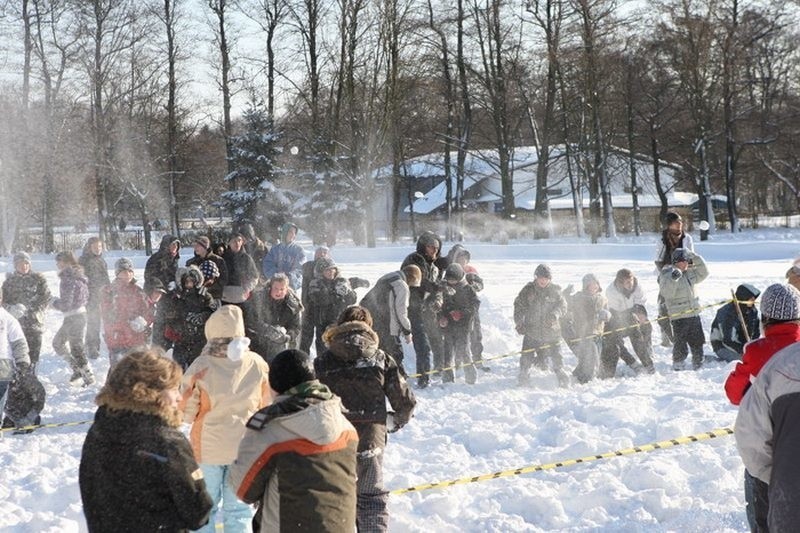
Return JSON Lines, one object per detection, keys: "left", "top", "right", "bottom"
{"left": 222, "top": 97, "right": 289, "bottom": 235}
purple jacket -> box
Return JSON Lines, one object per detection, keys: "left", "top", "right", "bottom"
{"left": 53, "top": 265, "right": 89, "bottom": 313}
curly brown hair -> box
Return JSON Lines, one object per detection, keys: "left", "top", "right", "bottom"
{"left": 96, "top": 348, "right": 183, "bottom": 426}
{"left": 336, "top": 305, "right": 373, "bottom": 327}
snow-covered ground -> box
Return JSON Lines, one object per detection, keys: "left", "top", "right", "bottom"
{"left": 2, "top": 228, "right": 799, "bottom": 532}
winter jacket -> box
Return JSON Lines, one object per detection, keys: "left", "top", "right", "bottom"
{"left": 735, "top": 342, "right": 800, "bottom": 531}
{"left": 315, "top": 320, "right": 416, "bottom": 452}
{"left": 52, "top": 265, "right": 89, "bottom": 316}
{"left": 163, "top": 268, "right": 216, "bottom": 357}
{"left": 710, "top": 302, "right": 760, "bottom": 358}
{"left": 222, "top": 248, "right": 259, "bottom": 303}
{"left": 101, "top": 278, "right": 153, "bottom": 352}
{"left": 186, "top": 251, "right": 228, "bottom": 300}
{"left": 606, "top": 278, "right": 647, "bottom": 314}
{"left": 360, "top": 270, "right": 412, "bottom": 337}
{"left": 438, "top": 281, "right": 480, "bottom": 334}
{"left": 255, "top": 281, "right": 303, "bottom": 360}
{"left": 0, "top": 308, "right": 30, "bottom": 381}
{"left": 230, "top": 381, "right": 358, "bottom": 533}
{"left": 654, "top": 232, "right": 695, "bottom": 270}
{"left": 180, "top": 342, "right": 271, "bottom": 465}
{"left": 445, "top": 245, "right": 484, "bottom": 290}
{"left": 79, "top": 239, "right": 110, "bottom": 302}
{"left": 301, "top": 260, "right": 317, "bottom": 308}
{"left": 80, "top": 406, "right": 213, "bottom": 532}
{"left": 262, "top": 225, "right": 305, "bottom": 289}
{"left": 514, "top": 281, "right": 567, "bottom": 342}
{"left": 657, "top": 252, "right": 709, "bottom": 319}
{"left": 401, "top": 232, "right": 443, "bottom": 312}
{"left": 569, "top": 290, "right": 608, "bottom": 339}
{"left": 724, "top": 322, "right": 800, "bottom": 405}
{"left": 2, "top": 270, "right": 51, "bottom": 331}
{"left": 300, "top": 272, "right": 356, "bottom": 351}
{"left": 145, "top": 235, "right": 181, "bottom": 290}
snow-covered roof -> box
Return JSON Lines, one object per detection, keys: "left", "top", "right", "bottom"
{"left": 392, "top": 145, "right": 685, "bottom": 214}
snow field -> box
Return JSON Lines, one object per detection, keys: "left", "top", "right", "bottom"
{"left": 2, "top": 232, "right": 799, "bottom": 532}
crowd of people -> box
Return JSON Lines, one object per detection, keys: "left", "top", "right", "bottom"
{"left": 2, "top": 212, "right": 800, "bottom": 531}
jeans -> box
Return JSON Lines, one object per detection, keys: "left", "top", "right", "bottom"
{"left": 195, "top": 464, "right": 253, "bottom": 533}
{"left": 53, "top": 313, "right": 88, "bottom": 372}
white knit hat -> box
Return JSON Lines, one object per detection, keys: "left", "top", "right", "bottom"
{"left": 761, "top": 283, "right": 800, "bottom": 321}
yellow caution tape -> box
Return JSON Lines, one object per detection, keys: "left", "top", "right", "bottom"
{"left": 0, "top": 419, "right": 92, "bottom": 434}
{"left": 409, "top": 298, "right": 732, "bottom": 378}
{"left": 390, "top": 427, "right": 735, "bottom": 495}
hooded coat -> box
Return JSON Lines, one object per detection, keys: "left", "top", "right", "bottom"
{"left": 101, "top": 277, "right": 152, "bottom": 352}
{"left": 262, "top": 224, "right": 305, "bottom": 289}
{"left": 186, "top": 250, "right": 229, "bottom": 300}
{"left": 230, "top": 381, "right": 358, "bottom": 533}
{"left": 2, "top": 269, "right": 51, "bottom": 332}
{"left": 657, "top": 252, "right": 709, "bottom": 318}
{"left": 145, "top": 235, "right": 181, "bottom": 289}
{"left": 300, "top": 259, "right": 357, "bottom": 352}
{"left": 80, "top": 396, "right": 213, "bottom": 532}
{"left": 255, "top": 279, "right": 303, "bottom": 360}
{"left": 163, "top": 267, "right": 216, "bottom": 361}
{"left": 513, "top": 281, "right": 567, "bottom": 343}
{"left": 315, "top": 320, "right": 416, "bottom": 452}
{"left": 53, "top": 265, "right": 89, "bottom": 315}
{"left": 401, "top": 231, "right": 443, "bottom": 311}
{"left": 710, "top": 301, "right": 760, "bottom": 358}
{"left": 360, "top": 270, "right": 412, "bottom": 337}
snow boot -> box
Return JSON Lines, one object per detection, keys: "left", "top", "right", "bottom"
{"left": 70, "top": 366, "right": 95, "bottom": 387}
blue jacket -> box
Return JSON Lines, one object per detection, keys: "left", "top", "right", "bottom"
{"left": 262, "top": 243, "right": 305, "bottom": 289}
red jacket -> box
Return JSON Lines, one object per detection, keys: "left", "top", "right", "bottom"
{"left": 101, "top": 279, "right": 154, "bottom": 351}
{"left": 724, "top": 322, "right": 800, "bottom": 405}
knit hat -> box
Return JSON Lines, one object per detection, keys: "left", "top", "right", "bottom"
{"left": 314, "top": 256, "right": 337, "bottom": 277}
{"left": 269, "top": 349, "right": 316, "bottom": 394}
{"left": 535, "top": 264, "right": 552, "bottom": 279}
{"left": 314, "top": 246, "right": 330, "bottom": 260}
{"left": 205, "top": 305, "right": 245, "bottom": 340}
{"left": 115, "top": 257, "right": 134, "bottom": 275}
{"left": 194, "top": 236, "right": 211, "bottom": 251}
{"left": 735, "top": 283, "right": 760, "bottom": 303}
{"left": 445, "top": 263, "right": 465, "bottom": 282}
{"left": 760, "top": 283, "right": 800, "bottom": 322}
{"left": 199, "top": 259, "right": 220, "bottom": 280}
{"left": 13, "top": 252, "right": 31, "bottom": 265}
{"left": 671, "top": 248, "right": 691, "bottom": 264}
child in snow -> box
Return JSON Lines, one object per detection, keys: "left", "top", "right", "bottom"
{"left": 164, "top": 266, "right": 216, "bottom": 370}
{"left": 657, "top": 248, "right": 709, "bottom": 371}
{"left": 315, "top": 306, "right": 415, "bottom": 532}
{"left": 437, "top": 264, "right": 481, "bottom": 384}
{"left": 732, "top": 283, "right": 800, "bottom": 532}
{"left": 2, "top": 252, "right": 51, "bottom": 371}
{"left": 80, "top": 349, "right": 213, "bottom": 531}
{"left": 568, "top": 273, "right": 611, "bottom": 384}
{"left": 513, "top": 264, "right": 569, "bottom": 387}
{"left": 299, "top": 257, "right": 357, "bottom": 356}
{"left": 602, "top": 268, "right": 655, "bottom": 377}
{"left": 101, "top": 258, "right": 154, "bottom": 370}
{"left": 180, "top": 305, "right": 271, "bottom": 532}
{"left": 79, "top": 237, "right": 110, "bottom": 360}
{"left": 254, "top": 273, "right": 303, "bottom": 363}
{"left": 52, "top": 251, "right": 94, "bottom": 386}
{"left": 710, "top": 283, "right": 760, "bottom": 362}
{"left": 446, "top": 244, "right": 489, "bottom": 371}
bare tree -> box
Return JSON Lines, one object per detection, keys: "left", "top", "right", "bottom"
{"left": 208, "top": 0, "right": 236, "bottom": 180}
{"left": 240, "top": 0, "right": 288, "bottom": 120}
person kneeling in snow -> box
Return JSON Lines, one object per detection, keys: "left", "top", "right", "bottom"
{"left": 180, "top": 305, "right": 271, "bottom": 533}
{"left": 231, "top": 349, "right": 359, "bottom": 532}
{"left": 710, "top": 283, "right": 760, "bottom": 362}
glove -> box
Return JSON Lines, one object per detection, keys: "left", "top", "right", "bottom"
{"left": 264, "top": 325, "right": 290, "bottom": 344}
{"left": 129, "top": 316, "right": 148, "bottom": 332}
{"left": 186, "top": 312, "right": 206, "bottom": 327}
{"left": 438, "top": 317, "right": 448, "bottom": 328}
{"left": 449, "top": 310, "right": 464, "bottom": 322}
{"left": 597, "top": 309, "right": 612, "bottom": 322}
{"left": 7, "top": 303, "right": 26, "bottom": 319}
{"left": 670, "top": 268, "right": 683, "bottom": 281}
{"left": 334, "top": 283, "right": 351, "bottom": 297}
{"left": 349, "top": 277, "right": 370, "bottom": 289}
{"left": 444, "top": 286, "right": 456, "bottom": 296}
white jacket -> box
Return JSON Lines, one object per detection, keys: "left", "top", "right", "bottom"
{"left": 605, "top": 280, "right": 647, "bottom": 314}
{"left": 0, "top": 308, "right": 29, "bottom": 380}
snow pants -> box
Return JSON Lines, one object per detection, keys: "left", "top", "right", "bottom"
{"left": 21, "top": 326, "right": 42, "bottom": 370}
{"left": 572, "top": 337, "right": 600, "bottom": 384}
{"left": 671, "top": 316, "right": 705, "bottom": 368}
{"left": 197, "top": 464, "right": 253, "bottom": 533}
{"left": 356, "top": 448, "right": 389, "bottom": 533}
{"left": 53, "top": 313, "right": 89, "bottom": 373}
{"left": 519, "top": 336, "right": 563, "bottom": 384}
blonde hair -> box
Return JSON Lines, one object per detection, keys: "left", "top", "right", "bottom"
{"left": 96, "top": 348, "right": 183, "bottom": 426}
{"left": 403, "top": 264, "right": 422, "bottom": 287}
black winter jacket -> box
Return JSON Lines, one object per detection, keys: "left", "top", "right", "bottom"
{"left": 710, "top": 302, "right": 760, "bottom": 357}
{"left": 315, "top": 320, "right": 416, "bottom": 452}
{"left": 79, "top": 407, "right": 212, "bottom": 532}
{"left": 145, "top": 235, "right": 181, "bottom": 289}
{"left": 2, "top": 271, "right": 51, "bottom": 331}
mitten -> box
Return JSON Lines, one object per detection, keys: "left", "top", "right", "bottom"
{"left": 449, "top": 310, "right": 464, "bottom": 322}
{"left": 670, "top": 268, "right": 683, "bottom": 281}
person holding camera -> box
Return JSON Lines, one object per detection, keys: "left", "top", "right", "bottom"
{"left": 658, "top": 248, "right": 709, "bottom": 370}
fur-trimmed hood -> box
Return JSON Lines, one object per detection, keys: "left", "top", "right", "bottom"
{"left": 96, "top": 388, "right": 182, "bottom": 427}
{"left": 322, "top": 320, "right": 380, "bottom": 361}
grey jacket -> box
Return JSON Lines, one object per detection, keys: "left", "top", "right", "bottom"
{"left": 657, "top": 251, "right": 709, "bottom": 319}
{"left": 735, "top": 342, "right": 800, "bottom": 531}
